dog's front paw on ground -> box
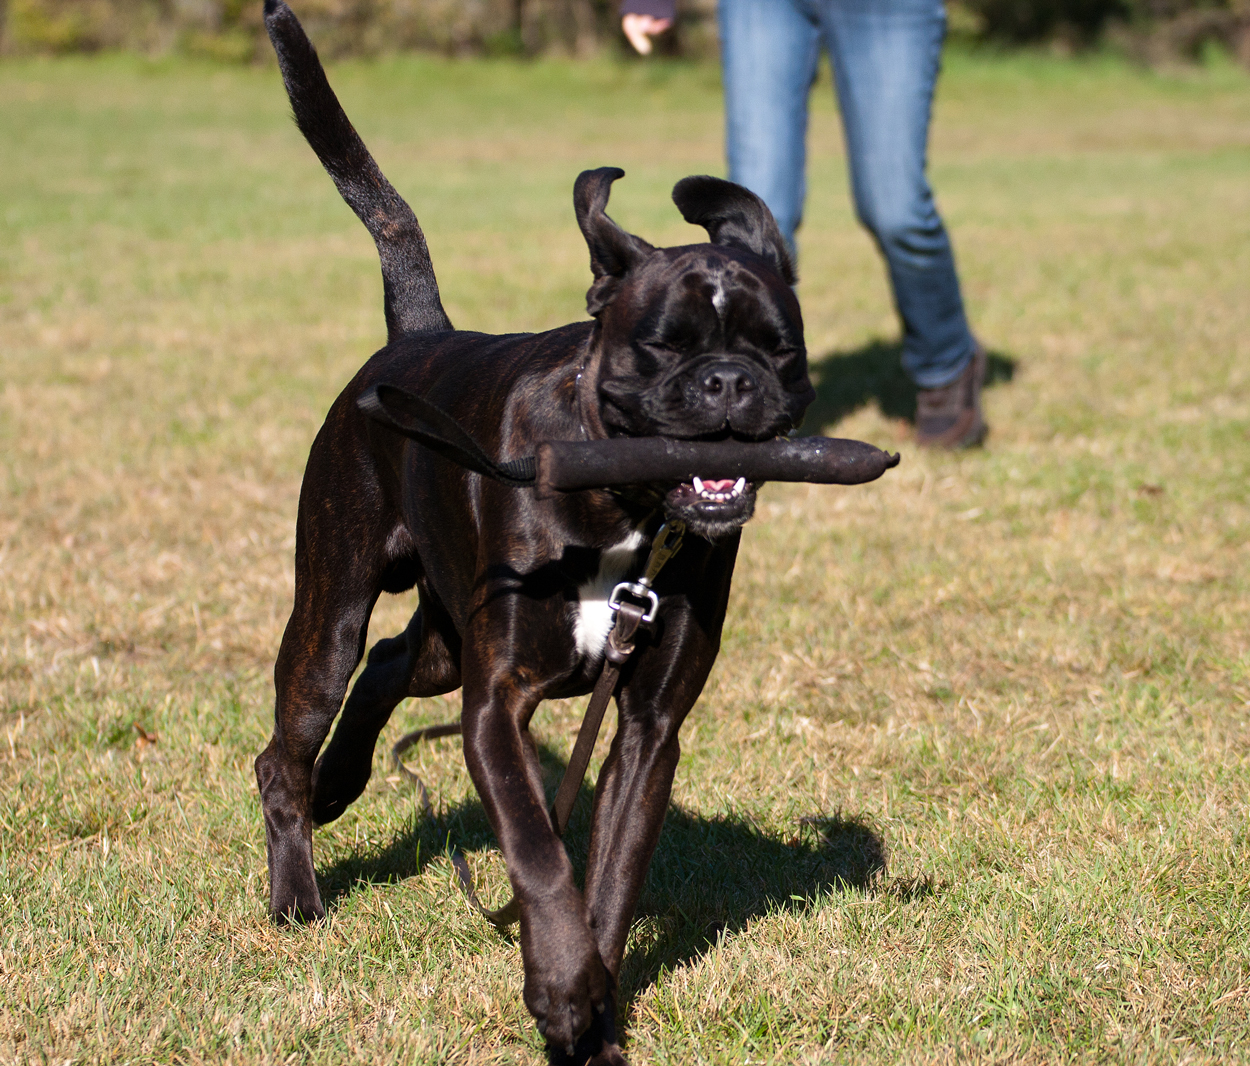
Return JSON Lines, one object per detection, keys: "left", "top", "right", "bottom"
{"left": 586, "top": 1043, "right": 629, "bottom": 1066}
{"left": 527, "top": 969, "right": 608, "bottom": 1057}
{"left": 546, "top": 1017, "right": 628, "bottom": 1065}
{"left": 523, "top": 917, "right": 610, "bottom": 1055}
{"left": 266, "top": 844, "right": 326, "bottom": 924}
{"left": 545, "top": 986, "right": 626, "bottom": 1066}
{"left": 548, "top": 1040, "right": 628, "bottom": 1065}
{"left": 268, "top": 872, "right": 326, "bottom": 925}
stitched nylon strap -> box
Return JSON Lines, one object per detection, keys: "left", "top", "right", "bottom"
{"left": 358, "top": 385, "right": 537, "bottom": 487}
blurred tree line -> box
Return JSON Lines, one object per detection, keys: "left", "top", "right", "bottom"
{"left": 1, "top": 0, "right": 1247, "bottom": 64}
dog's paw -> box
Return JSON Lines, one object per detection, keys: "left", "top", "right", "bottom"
{"left": 545, "top": 1003, "right": 628, "bottom": 1066}
{"left": 587, "top": 1044, "right": 629, "bottom": 1066}
{"left": 271, "top": 896, "right": 326, "bottom": 926}
{"left": 310, "top": 744, "right": 373, "bottom": 825}
{"left": 548, "top": 1034, "right": 628, "bottom": 1066}
{"left": 528, "top": 967, "right": 608, "bottom": 1057}
{"left": 269, "top": 872, "right": 326, "bottom": 926}
{"left": 522, "top": 909, "right": 609, "bottom": 1056}
{"left": 266, "top": 839, "right": 327, "bottom": 925}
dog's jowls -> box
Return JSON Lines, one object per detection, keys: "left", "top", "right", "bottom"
{"left": 254, "top": 3, "right": 814, "bottom": 1062}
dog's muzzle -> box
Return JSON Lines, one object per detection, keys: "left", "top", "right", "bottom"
{"left": 684, "top": 359, "right": 763, "bottom": 429}
{"left": 662, "top": 473, "right": 757, "bottom": 541}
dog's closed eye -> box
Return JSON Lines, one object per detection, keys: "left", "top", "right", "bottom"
{"left": 643, "top": 341, "right": 688, "bottom": 357}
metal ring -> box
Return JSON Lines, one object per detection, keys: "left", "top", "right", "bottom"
{"left": 608, "top": 581, "right": 660, "bottom": 624}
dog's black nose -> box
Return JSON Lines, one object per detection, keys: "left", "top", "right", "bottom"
{"left": 699, "top": 362, "right": 758, "bottom": 399}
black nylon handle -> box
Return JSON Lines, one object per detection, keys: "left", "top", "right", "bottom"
{"left": 358, "top": 385, "right": 536, "bottom": 487}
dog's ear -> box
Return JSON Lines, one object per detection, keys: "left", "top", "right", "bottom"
{"left": 575, "top": 168, "right": 655, "bottom": 316}
{"left": 672, "top": 176, "right": 795, "bottom": 285}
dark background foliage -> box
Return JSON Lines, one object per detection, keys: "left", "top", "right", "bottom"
{"left": 960, "top": 0, "right": 1250, "bottom": 62}
{"left": 0, "top": 0, "right": 1247, "bottom": 68}
{"left": 0, "top": 0, "right": 715, "bottom": 58}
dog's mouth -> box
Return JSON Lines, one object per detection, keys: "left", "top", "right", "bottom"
{"left": 663, "top": 475, "right": 757, "bottom": 540}
{"left": 669, "top": 475, "right": 750, "bottom": 506}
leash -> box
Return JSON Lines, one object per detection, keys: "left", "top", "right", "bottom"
{"left": 391, "top": 519, "right": 687, "bottom": 929}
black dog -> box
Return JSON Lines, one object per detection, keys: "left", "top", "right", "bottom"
{"left": 254, "top": 3, "right": 814, "bottom": 1062}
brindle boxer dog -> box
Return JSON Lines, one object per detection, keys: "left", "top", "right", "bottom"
{"left": 254, "top": 2, "right": 815, "bottom": 1062}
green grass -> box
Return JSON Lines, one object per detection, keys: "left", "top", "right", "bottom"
{"left": 2, "top": 46, "right": 1249, "bottom": 1065}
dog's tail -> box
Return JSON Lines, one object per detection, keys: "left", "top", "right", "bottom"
{"left": 263, "top": 0, "right": 452, "bottom": 338}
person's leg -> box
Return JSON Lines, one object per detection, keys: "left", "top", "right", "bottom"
{"left": 820, "top": 0, "right": 980, "bottom": 405}
{"left": 719, "top": 0, "right": 823, "bottom": 258}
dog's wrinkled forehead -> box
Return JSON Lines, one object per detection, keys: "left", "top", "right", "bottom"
{"left": 626, "top": 245, "right": 803, "bottom": 348}
{"left": 588, "top": 246, "right": 804, "bottom": 374}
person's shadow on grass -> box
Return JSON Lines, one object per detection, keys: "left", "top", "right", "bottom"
{"left": 802, "top": 338, "right": 1017, "bottom": 434}
{"left": 316, "top": 735, "right": 933, "bottom": 1033}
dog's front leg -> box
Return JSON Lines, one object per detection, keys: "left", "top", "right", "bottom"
{"left": 580, "top": 541, "right": 738, "bottom": 1055}
{"left": 545, "top": 610, "right": 717, "bottom": 1066}
{"left": 460, "top": 645, "right": 609, "bottom": 1057}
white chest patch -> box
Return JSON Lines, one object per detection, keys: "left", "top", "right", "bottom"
{"left": 573, "top": 530, "right": 647, "bottom": 659}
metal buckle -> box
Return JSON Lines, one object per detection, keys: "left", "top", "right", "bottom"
{"left": 608, "top": 580, "right": 660, "bottom": 625}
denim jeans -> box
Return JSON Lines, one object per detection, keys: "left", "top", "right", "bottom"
{"left": 718, "top": 0, "right": 975, "bottom": 388}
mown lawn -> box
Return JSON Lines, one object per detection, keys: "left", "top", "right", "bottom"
{"left": 1, "top": 42, "right": 1248, "bottom": 1066}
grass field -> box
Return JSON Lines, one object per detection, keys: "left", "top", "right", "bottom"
{"left": 2, "top": 42, "right": 1249, "bottom": 1066}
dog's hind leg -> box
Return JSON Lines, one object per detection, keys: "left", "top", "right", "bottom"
{"left": 255, "top": 425, "right": 400, "bottom": 923}
{"left": 256, "top": 577, "right": 378, "bottom": 923}
{"left": 311, "top": 596, "right": 462, "bottom": 825}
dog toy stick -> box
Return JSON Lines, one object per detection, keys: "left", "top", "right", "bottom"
{"left": 531, "top": 435, "right": 898, "bottom": 496}
{"left": 359, "top": 383, "right": 900, "bottom": 493}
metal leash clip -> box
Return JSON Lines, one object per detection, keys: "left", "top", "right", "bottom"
{"left": 607, "top": 518, "right": 686, "bottom": 626}
{"left": 641, "top": 519, "right": 686, "bottom": 584}
{"left": 608, "top": 580, "right": 660, "bottom": 624}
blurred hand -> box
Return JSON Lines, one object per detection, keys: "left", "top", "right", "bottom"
{"left": 622, "top": 14, "right": 672, "bottom": 56}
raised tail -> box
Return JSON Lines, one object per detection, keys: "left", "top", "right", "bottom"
{"left": 263, "top": 0, "right": 451, "bottom": 338}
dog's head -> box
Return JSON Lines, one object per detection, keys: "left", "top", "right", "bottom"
{"left": 574, "top": 168, "right": 815, "bottom": 540}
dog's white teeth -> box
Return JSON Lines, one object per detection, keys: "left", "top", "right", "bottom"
{"left": 691, "top": 476, "right": 747, "bottom": 503}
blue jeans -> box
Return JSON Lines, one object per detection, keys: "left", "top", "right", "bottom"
{"left": 718, "top": 0, "right": 975, "bottom": 388}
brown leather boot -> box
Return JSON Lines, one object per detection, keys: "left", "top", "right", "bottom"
{"left": 914, "top": 344, "right": 988, "bottom": 448}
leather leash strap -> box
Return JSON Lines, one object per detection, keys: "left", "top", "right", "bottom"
{"left": 391, "top": 520, "right": 684, "bottom": 930}
{"left": 549, "top": 601, "right": 647, "bottom": 837}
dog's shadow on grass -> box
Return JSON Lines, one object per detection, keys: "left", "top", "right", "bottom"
{"left": 316, "top": 737, "right": 934, "bottom": 1018}
{"left": 802, "top": 338, "right": 1017, "bottom": 433}
{"left": 615, "top": 805, "right": 936, "bottom": 1025}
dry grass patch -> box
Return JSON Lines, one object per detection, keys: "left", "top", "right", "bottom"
{"left": 1, "top": 49, "right": 1248, "bottom": 1065}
